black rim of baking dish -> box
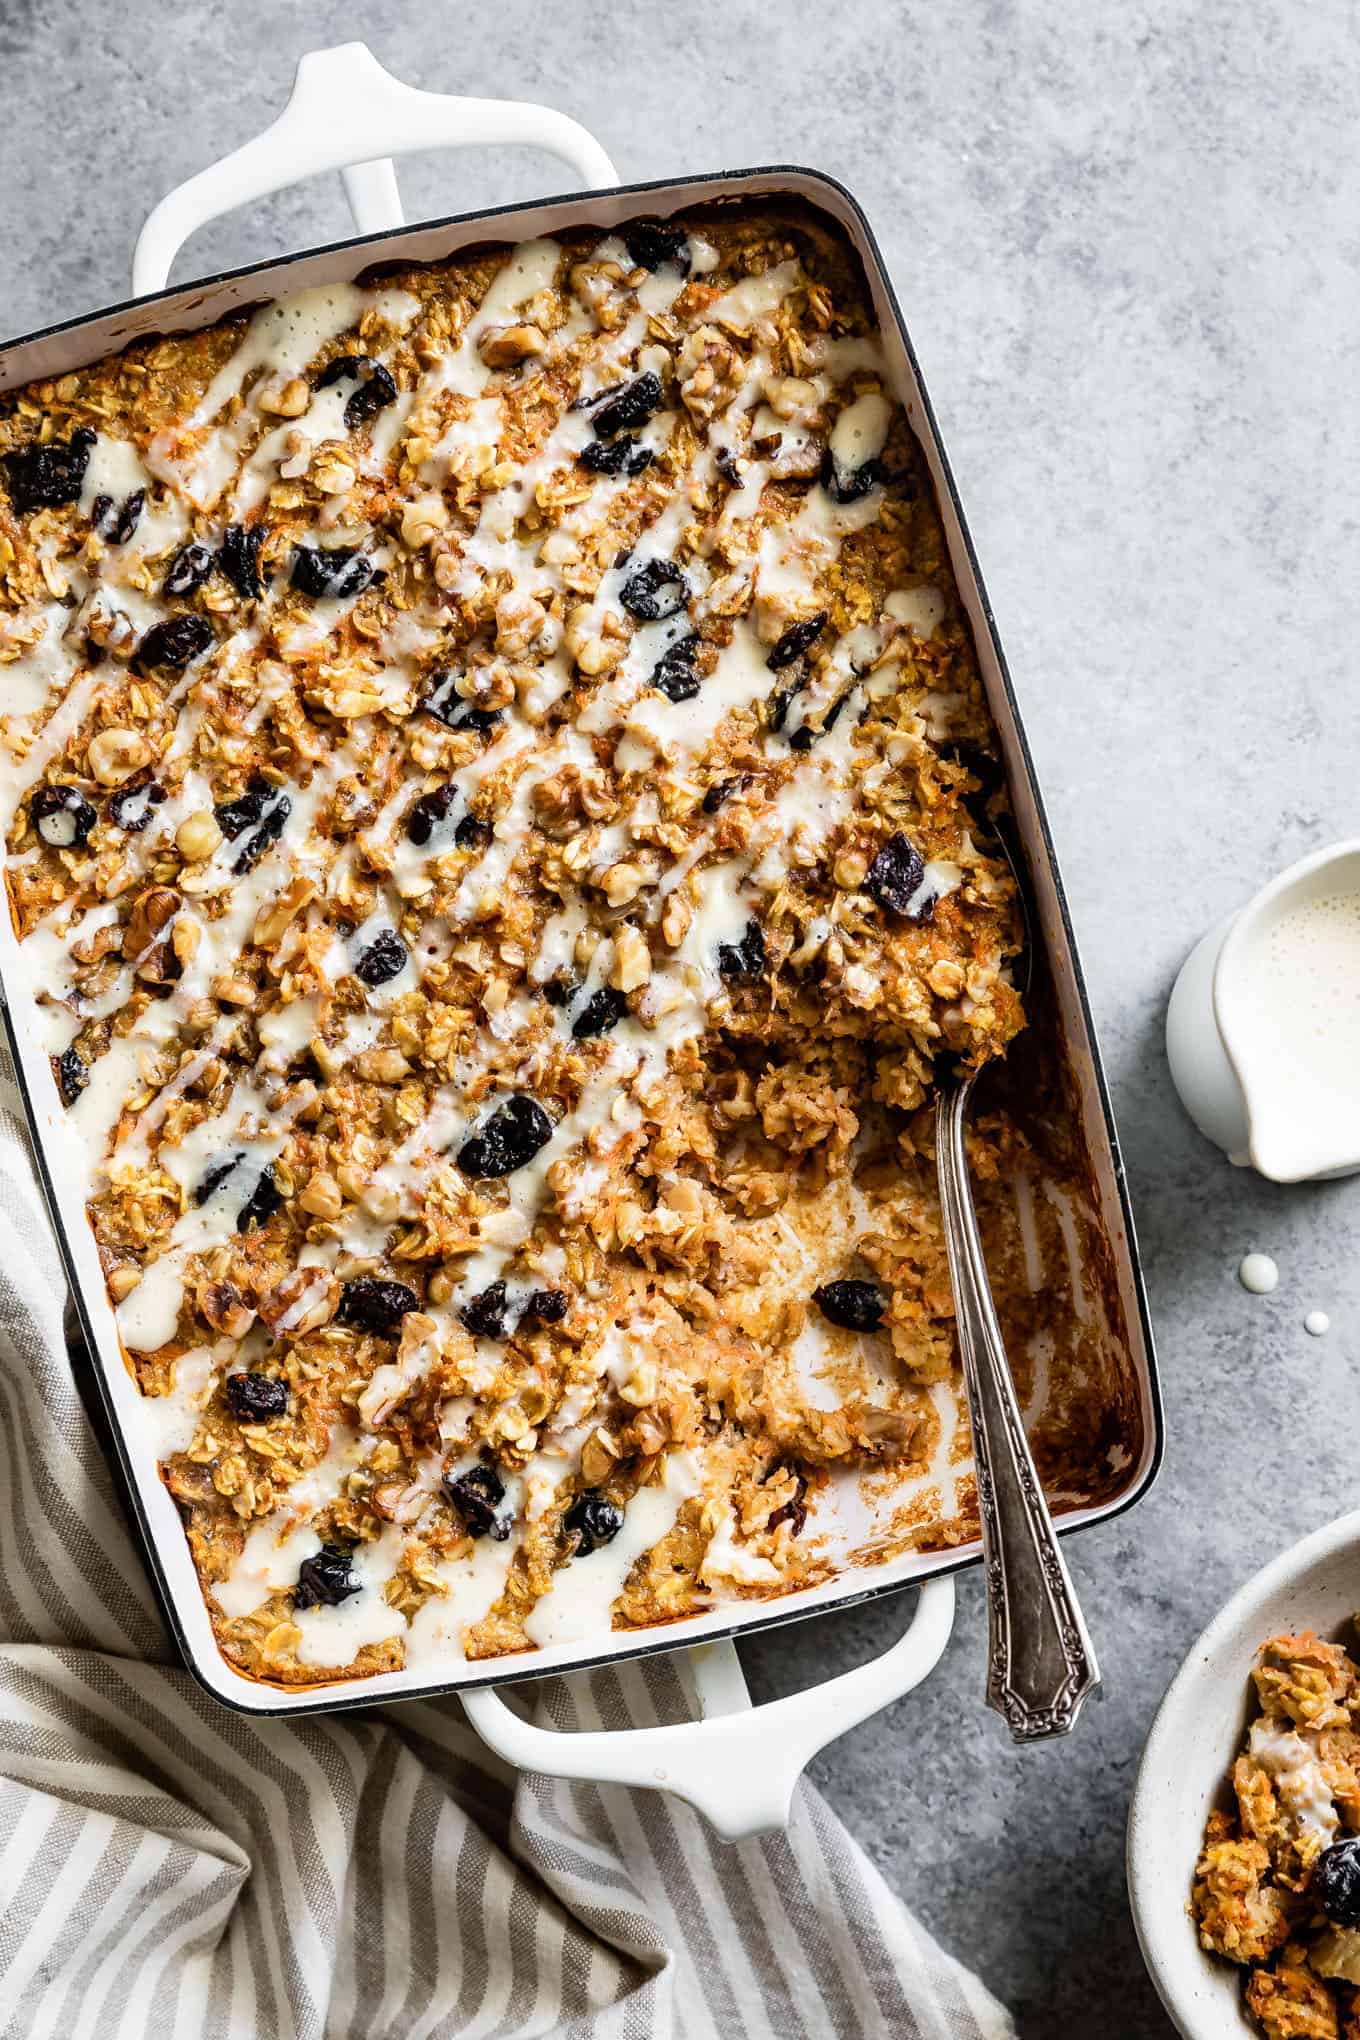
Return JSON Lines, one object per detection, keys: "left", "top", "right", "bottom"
{"left": 0, "top": 162, "right": 1163, "bottom": 1717}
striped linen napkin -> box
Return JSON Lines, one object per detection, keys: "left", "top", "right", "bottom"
{"left": 0, "top": 1071, "right": 1015, "bottom": 2039}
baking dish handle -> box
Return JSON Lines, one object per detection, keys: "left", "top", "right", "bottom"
{"left": 461, "top": 1576, "right": 956, "bottom": 1842}
{"left": 131, "top": 40, "right": 619, "bottom": 297}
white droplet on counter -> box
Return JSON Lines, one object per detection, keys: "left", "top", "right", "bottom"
{"left": 1304, "top": 1310, "right": 1330, "bottom": 1336}
{"left": 1238, "top": 1252, "right": 1279, "bottom": 1295}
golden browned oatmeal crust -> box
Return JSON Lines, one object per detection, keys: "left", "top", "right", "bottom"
{"left": 1194, "top": 1629, "right": 1360, "bottom": 2036}
{"left": 0, "top": 202, "right": 1113, "bottom": 1684}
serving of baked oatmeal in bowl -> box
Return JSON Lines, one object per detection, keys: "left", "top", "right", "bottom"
{"left": 0, "top": 163, "right": 1155, "bottom": 1708}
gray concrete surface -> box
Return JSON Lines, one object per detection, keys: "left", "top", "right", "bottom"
{"left": 4, "top": 0, "right": 1356, "bottom": 2029}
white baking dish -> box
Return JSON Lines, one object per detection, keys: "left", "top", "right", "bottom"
{"left": 0, "top": 43, "right": 1161, "bottom": 1837}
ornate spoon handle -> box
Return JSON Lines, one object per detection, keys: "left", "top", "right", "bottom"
{"left": 935, "top": 1080, "right": 1101, "bottom": 1741}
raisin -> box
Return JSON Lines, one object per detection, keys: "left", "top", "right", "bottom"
{"left": 715, "top": 447, "right": 743, "bottom": 486}
{"left": 31, "top": 783, "right": 96, "bottom": 849}
{"left": 702, "top": 775, "right": 746, "bottom": 815}
{"left": 522, "top": 1287, "right": 568, "bottom": 1324}
{"left": 455, "top": 812, "right": 492, "bottom": 850}
{"left": 294, "top": 1543, "right": 361, "bottom": 1609}
{"left": 563, "top": 1489, "right": 624, "bottom": 1555}
{"left": 233, "top": 793, "right": 291, "bottom": 875}
{"left": 650, "top": 633, "right": 701, "bottom": 702}
{"left": 224, "top": 1372, "right": 289, "bottom": 1421}
{"left": 457, "top": 1095, "right": 553, "bottom": 1179}
{"left": 766, "top": 612, "right": 828, "bottom": 670}
{"left": 314, "top": 354, "right": 398, "bottom": 431}
{"left": 571, "top": 987, "right": 628, "bottom": 1039}
{"left": 54, "top": 1047, "right": 88, "bottom": 1106}
{"left": 133, "top": 614, "right": 215, "bottom": 673}
{"left": 459, "top": 1280, "right": 510, "bottom": 1340}
{"left": 405, "top": 783, "right": 457, "bottom": 846}
{"left": 766, "top": 1470, "right": 809, "bottom": 1538}
{"left": 238, "top": 1165, "right": 284, "bottom": 1232}
{"left": 162, "top": 541, "right": 214, "bottom": 598}
{"left": 622, "top": 219, "right": 690, "bottom": 272}
{"left": 620, "top": 558, "right": 688, "bottom": 622}
{"left": 579, "top": 436, "right": 653, "bottom": 477}
{"left": 590, "top": 371, "right": 663, "bottom": 438}
{"left": 822, "top": 445, "right": 880, "bottom": 505}
{"left": 92, "top": 490, "right": 144, "bottom": 544}
{"left": 2, "top": 428, "right": 95, "bottom": 513}
{"left": 1317, "top": 1839, "right": 1360, "bottom": 1925}
{"left": 444, "top": 1463, "right": 511, "bottom": 1541}
{"left": 421, "top": 670, "right": 501, "bottom": 733}
{"left": 812, "top": 1279, "right": 886, "bottom": 1332}
{"left": 193, "top": 1152, "right": 244, "bottom": 1206}
{"left": 290, "top": 546, "right": 374, "bottom": 600}
{"left": 337, "top": 1278, "right": 420, "bottom": 1335}
{"left": 218, "top": 523, "right": 265, "bottom": 599}
{"left": 354, "top": 927, "right": 407, "bottom": 986}
{"left": 865, "top": 834, "right": 928, "bottom": 917}
{"left": 213, "top": 776, "right": 272, "bottom": 840}
{"left": 108, "top": 781, "right": 166, "bottom": 832}
{"left": 790, "top": 687, "right": 856, "bottom": 753}
{"left": 717, "top": 920, "right": 766, "bottom": 979}
{"left": 542, "top": 968, "right": 580, "bottom": 1008}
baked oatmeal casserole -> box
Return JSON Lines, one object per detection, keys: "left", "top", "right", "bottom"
{"left": 1194, "top": 1629, "right": 1360, "bottom": 2039}
{"left": 0, "top": 200, "right": 1107, "bottom": 1685}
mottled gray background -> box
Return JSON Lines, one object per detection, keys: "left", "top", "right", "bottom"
{"left": 4, "top": 0, "right": 1356, "bottom": 2030}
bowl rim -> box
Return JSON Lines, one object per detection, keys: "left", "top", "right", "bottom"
{"left": 1126, "top": 1506, "right": 1360, "bottom": 2039}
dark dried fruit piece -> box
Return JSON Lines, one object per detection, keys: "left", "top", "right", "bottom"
{"left": 813, "top": 1279, "right": 886, "bottom": 1332}
{"left": 620, "top": 557, "right": 688, "bottom": 622}
{"left": 702, "top": 775, "right": 746, "bottom": 815}
{"left": 521, "top": 1288, "right": 568, "bottom": 1324}
{"left": 455, "top": 812, "right": 493, "bottom": 851}
{"left": 354, "top": 927, "right": 407, "bottom": 986}
{"left": 2, "top": 428, "right": 95, "bottom": 513}
{"left": 457, "top": 1095, "right": 553, "bottom": 1179}
{"left": 459, "top": 1281, "right": 510, "bottom": 1340}
{"left": 650, "top": 633, "right": 701, "bottom": 702}
{"left": 579, "top": 436, "right": 653, "bottom": 477}
{"left": 224, "top": 1372, "right": 289, "bottom": 1421}
{"left": 821, "top": 445, "right": 881, "bottom": 505}
{"left": 163, "top": 541, "right": 214, "bottom": 598}
{"left": 133, "top": 614, "right": 215, "bottom": 673}
{"left": 314, "top": 354, "right": 399, "bottom": 431}
{"left": 92, "top": 489, "right": 145, "bottom": 544}
{"left": 622, "top": 219, "right": 690, "bottom": 273}
{"left": 444, "top": 1463, "right": 511, "bottom": 1541}
{"left": 865, "top": 834, "right": 928, "bottom": 918}
{"left": 294, "top": 1543, "right": 361, "bottom": 1609}
{"left": 563, "top": 1489, "right": 624, "bottom": 1556}
{"left": 108, "top": 781, "right": 166, "bottom": 833}
{"left": 715, "top": 447, "right": 743, "bottom": 486}
{"left": 766, "top": 612, "right": 828, "bottom": 670}
{"left": 55, "top": 1047, "right": 88, "bottom": 1107}
{"left": 541, "top": 968, "right": 580, "bottom": 1008}
{"left": 213, "top": 776, "right": 272, "bottom": 839}
{"left": 1317, "top": 1839, "right": 1360, "bottom": 1926}
{"left": 233, "top": 793, "right": 291, "bottom": 875}
{"left": 789, "top": 686, "right": 855, "bottom": 754}
{"left": 590, "top": 372, "right": 663, "bottom": 438}
{"left": 238, "top": 1165, "right": 284, "bottom": 1232}
{"left": 404, "top": 784, "right": 457, "bottom": 847}
{"left": 766, "top": 1470, "right": 809, "bottom": 1538}
{"left": 421, "top": 670, "right": 501, "bottom": 733}
{"left": 218, "top": 523, "right": 265, "bottom": 599}
{"left": 571, "top": 987, "right": 628, "bottom": 1039}
{"left": 337, "top": 1278, "right": 420, "bottom": 1335}
{"left": 194, "top": 1152, "right": 244, "bottom": 1206}
{"left": 31, "top": 783, "right": 96, "bottom": 849}
{"left": 290, "top": 546, "right": 374, "bottom": 600}
{"left": 717, "top": 920, "right": 766, "bottom": 980}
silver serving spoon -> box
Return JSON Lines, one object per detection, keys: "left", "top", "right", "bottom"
{"left": 932, "top": 841, "right": 1100, "bottom": 1741}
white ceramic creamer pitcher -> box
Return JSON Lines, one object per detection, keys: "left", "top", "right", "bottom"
{"left": 1166, "top": 840, "right": 1360, "bottom": 1181}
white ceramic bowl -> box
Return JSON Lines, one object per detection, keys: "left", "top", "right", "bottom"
{"left": 1127, "top": 1509, "right": 1360, "bottom": 2037}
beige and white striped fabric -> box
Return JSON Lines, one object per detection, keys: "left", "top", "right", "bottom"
{"left": 0, "top": 1070, "right": 1015, "bottom": 2039}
